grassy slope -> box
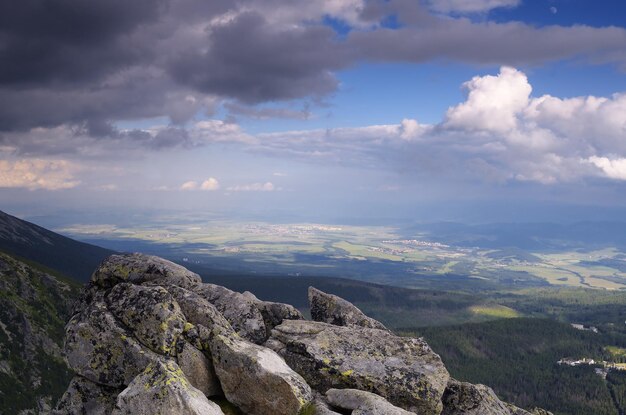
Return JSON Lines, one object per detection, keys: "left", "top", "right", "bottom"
{"left": 0, "top": 251, "right": 81, "bottom": 413}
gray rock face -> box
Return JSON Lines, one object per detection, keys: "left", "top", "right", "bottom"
{"left": 210, "top": 332, "right": 313, "bottom": 415}
{"left": 64, "top": 301, "right": 163, "bottom": 387}
{"left": 111, "top": 361, "right": 224, "bottom": 415}
{"left": 193, "top": 283, "right": 267, "bottom": 344}
{"left": 442, "top": 380, "right": 514, "bottom": 415}
{"left": 268, "top": 320, "right": 449, "bottom": 415}
{"left": 308, "top": 287, "right": 388, "bottom": 331}
{"left": 243, "top": 290, "right": 305, "bottom": 337}
{"left": 166, "top": 285, "right": 233, "bottom": 335}
{"left": 107, "top": 283, "right": 186, "bottom": 355}
{"left": 56, "top": 255, "right": 551, "bottom": 415}
{"left": 177, "top": 340, "right": 221, "bottom": 397}
{"left": 91, "top": 253, "right": 202, "bottom": 289}
{"left": 326, "top": 388, "right": 415, "bottom": 415}
{"left": 53, "top": 376, "right": 119, "bottom": 415}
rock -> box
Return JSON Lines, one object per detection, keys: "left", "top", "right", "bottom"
{"left": 505, "top": 403, "right": 535, "bottom": 415}
{"left": 106, "top": 283, "right": 186, "bottom": 355}
{"left": 308, "top": 287, "right": 387, "bottom": 331}
{"left": 442, "top": 379, "right": 513, "bottom": 415}
{"left": 210, "top": 332, "right": 312, "bottom": 415}
{"left": 53, "top": 376, "right": 119, "bottom": 415}
{"left": 326, "top": 388, "right": 415, "bottom": 415}
{"left": 91, "top": 253, "right": 202, "bottom": 289}
{"left": 244, "top": 291, "right": 305, "bottom": 337}
{"left": 177, "top": 340, "right": 222, "bottom": 397}
{"left": 309, "top": 391, "right": 343, "bottom": 415}
{"left": 268, "top": 320, "right": 448, "bottom": 415}
{"left": 112, "top": 360, "right": 224, "bottom": 415}
{"left": 166, "top": 285, "right": 233, "bottom": 335}
{"left": 193, "top": 283, "right": 266, "bottom": 344}
{"left": 64, "top": 301, "right": 163, "bottom": 387}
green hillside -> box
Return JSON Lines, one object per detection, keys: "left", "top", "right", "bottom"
{"left": 0, "top": 251, "right": 80, "bottom": 413}
{"left": 405, "top": 318, "right": 626, "bottom": 415}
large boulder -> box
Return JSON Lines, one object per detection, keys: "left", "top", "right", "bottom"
{"left": 308, "top": 287, "right": 388, "bottom": 331}
{"left": 166, "top": 285, "right": 233, "bottom": 335}
{"left": 326, "top": 388, "right": 415, "bottom": 415}
{"left": 53, "top": 376, "right": 119, "bottom": 415}
{"left": 64, "top": 301, "right": 164, "bottom": 387}
{"left": 92, "top": 253, "right": 202, "bottom": 289}
{"left": 210, "top": 332, "right": 313, "bottom": 415}
{"left": 193, "top": 283, "right": 267, "bottom": 344}
{"left": 267, "top": 320, "right": 449, "bottom": 415}
{"left": 111, "top": 360, "right": 224, "bottom": 415}
{"left": 107, "top": 283, "right": 186, "bottom": 355}
{"left": 177, "top": 339, "right": 222, "bottom": 397}
{"left": 442, "top": 380, "right": 518, "bottom": 415}
{"left": 243, "top": 290, "right": 305, "bottom": 337}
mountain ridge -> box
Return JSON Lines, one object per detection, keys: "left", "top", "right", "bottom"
{"left": 0, "top": 210, "right": 115, "bottom": 281}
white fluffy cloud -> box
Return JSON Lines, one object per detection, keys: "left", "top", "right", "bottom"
{"left": 247, "top": 66, "right": 626, "bottom": 184}
{"left": 227, "top": 182, "right": 276, "bottom": 192}
{"left": 181, "top": 177, "right": 221, "bottom": 191}
{"left": 429, "top": 0, "right": 521, "bottom": 13}
{"left": 444, "top": 67, "right": 532, "bottom": 133}
{"left": 200, "top": 177, "right": 221, "bottom": 190}
{"left": 0, "top": 159, "right": 80, "bottom": 190}
{"left": 587, "top": 157, "right": 626, "bottom": 180}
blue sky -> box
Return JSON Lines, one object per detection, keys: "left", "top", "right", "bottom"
{"left": 1, "top": 0, "right": 626, "bottom": 225}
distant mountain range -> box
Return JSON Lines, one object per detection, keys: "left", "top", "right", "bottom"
{"left": 0, "top": 210, "right": 115, "bottom": 281}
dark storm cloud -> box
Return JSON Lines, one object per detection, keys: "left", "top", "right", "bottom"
{"left": 168, "top": 11, "right": 350, "bottom": 103}
{"left": 1, "top": 0, "right": 626, "bottom": 153}
{"left": 0, "top": 0, "right": 166, "bottom": 86}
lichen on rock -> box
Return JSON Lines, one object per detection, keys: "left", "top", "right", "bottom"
{"left": 308, "top": 287, "right": 388, "bottom": 331}
{"left": 55, "top": 254, "right": 552, "bottom": 415}
{"left": 106, "top": 283, "right": 186, "bottom": 355}
{"left": 111, "top": 360, "right": 224, "bottom": 415}
{"left": 267, "top": 319, "right": 449, "bottom": 415}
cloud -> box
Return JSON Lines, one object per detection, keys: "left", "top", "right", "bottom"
{"left": 444, "top": 67, "right": 531, "bottom": 133}
{"left": 428, "top": 0, "right": 521, "bottom": 13}
{"left": 168, "top": 10, "right": 349, "bottom": 103}
{"left": 0, "top": 159, "right": 80, "bottom": 190}
{"left": 588, "top": 157, "right": 626, "bottom": 180}
{"left": 227, "top": 182, "right": 276, "bottom": 192}
{"left": 200, "top": 177, "right": 220, "bottom": 190}
{"left": 181, "top": 177, "right": 221, "bottom": 191}
{"left": 243, "top": 67, "right": 626, "bottom": 184}
{"left": 180, "top": 181, "right": 198, "bottom": 190}
{"left": 2, "top": 0, "right": 626, "bottom": 143}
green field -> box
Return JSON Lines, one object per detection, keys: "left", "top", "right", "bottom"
{"left": 59, "top": 220, "right": 626, "bottom": 290}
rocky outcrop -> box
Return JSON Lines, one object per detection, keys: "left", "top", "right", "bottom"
{"left": 309, "top": 286, "right": 388, "bottom": 331}
{"left": 54, "top": 253, "right": 549, "bottom": 415}
{"left": 210, "top": 332, "right": 312, "bottom": 415}
{"left": 326, "top": 388, "right": 415, "bottom": 415}
{"left": 442, "top": 380, "right": 522, "bottom": 415}
{"left": 111, "top": 361, "right": 224, "bottom": 415}
{"left": 267, "top": 320, "right": 449, "bottom": 414}
{"left": 92, "top": 253, "right": 201, "bottom": 289}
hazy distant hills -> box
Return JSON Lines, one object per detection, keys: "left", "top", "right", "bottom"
{"left": 0, "top": 210, "right": 115, "bottom": 281}
{"left": 411, "top": 221, "right": 626, "bottom": 250}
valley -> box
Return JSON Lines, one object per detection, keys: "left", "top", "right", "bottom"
{"left": 58, "top": 219, "right": 626, "bottom": 291}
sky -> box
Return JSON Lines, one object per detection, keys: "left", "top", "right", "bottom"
{"left": 2, "top": 0, "right": 626, "bottom": 225}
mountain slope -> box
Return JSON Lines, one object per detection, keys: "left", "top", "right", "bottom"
{"left": 0, "top": 251, "right": 80, "bottom": 414}
{"left": 0, "top": 210, "right": 115, "bottom": 281}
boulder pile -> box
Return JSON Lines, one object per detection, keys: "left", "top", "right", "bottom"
{"left": 54, "top": 253, "right": 551, "bottom": 415}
